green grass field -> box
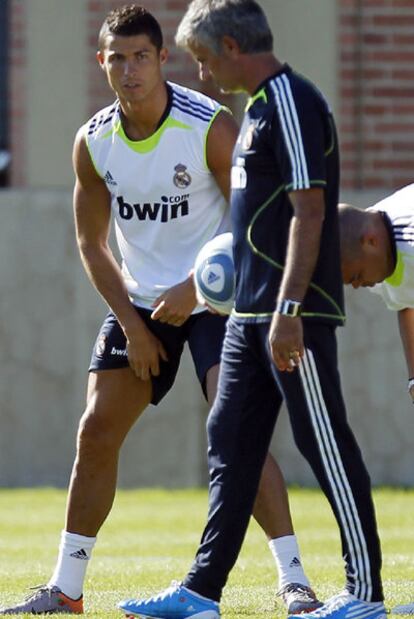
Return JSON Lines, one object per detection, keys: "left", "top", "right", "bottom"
{"left": 0, "top": 487, "right": 412, "bottom": 617}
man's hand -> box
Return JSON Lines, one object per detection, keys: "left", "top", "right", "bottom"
{"left": 125, "top": 322, "right": 168, "bottom": 381}
{"left": 269, "top": 313, "right": 304, "bottom": 372}
{"left": 151, "top": 278, "right": 197, "bottom": 326}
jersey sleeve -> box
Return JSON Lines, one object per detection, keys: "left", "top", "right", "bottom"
{"left": 370, "top": 283, "right": 408, "bottom": 311}
{"left": 371, "top": 252, "right": 414, "bottom": 311}
{"left": 269, "top": 76, "right": 328, "bottom": 191}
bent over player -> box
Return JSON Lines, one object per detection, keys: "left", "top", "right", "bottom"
{"left": 0, "top": 4, "right": 320, "bottom": 615}
{"left": 119, "top": 1, "right": 385, "bottom": 618}
{"left": 340, "top": 186, "right": 414, "bottom": 398}
{"left": 340, "top": 184, "right": 414, "bottom": 616}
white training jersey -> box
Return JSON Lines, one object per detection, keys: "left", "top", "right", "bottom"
{"left": 370, "top": 184, "right": 414, "bottom": 310}
{"left": 85, "top": 82, "right": 230, "bottom": 311}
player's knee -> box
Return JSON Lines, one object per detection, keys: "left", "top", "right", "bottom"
{"left": 206, "top": 403, "right": 234, "bottom": 453}
{"left": 76, "top": 406, "right": 121, "bottom": 458}
{"left": 206, "top": 407, "right": 220, "bottom": 444}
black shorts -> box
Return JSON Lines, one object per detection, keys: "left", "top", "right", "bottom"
{"left": 89, "top": 307, "right": 227, "bottom": 404}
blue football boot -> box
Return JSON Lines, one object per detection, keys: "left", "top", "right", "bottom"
{"left": 118, "top": 581, "right": 220, "bottom": 618}
{"left": 288, "top": 590, "right": 386, "bottom": 619}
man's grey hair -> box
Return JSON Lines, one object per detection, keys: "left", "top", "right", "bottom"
{"left": 175, "top": 0, "right": 273, "bottom": 55}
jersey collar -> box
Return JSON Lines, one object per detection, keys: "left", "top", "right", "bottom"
{"left": 245, "top": 63, "right": 291, "bottom": 111}
{"left": 380, "top": 210, "right": 398, "bottom": 283}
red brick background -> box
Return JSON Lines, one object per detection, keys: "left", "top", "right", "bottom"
{"left": 340, "top": 0, "right": 414, "bottom": 190}
{"left": 8, "top": 1, "right": 414, "bottom": 189}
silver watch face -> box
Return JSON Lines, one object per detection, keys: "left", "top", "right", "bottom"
{"left": 277, "top": 299, "right": 302, "bottom": 317}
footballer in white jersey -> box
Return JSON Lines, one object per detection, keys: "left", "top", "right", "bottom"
{"left": 340, "top": 186, "right": 414, "bottom": 617}
{"left": 340, "top": 185, "right": 414, "bottom": 405}
{"left": 369, "top": 184, "right": 414, "bottom": 311}
{"left": 85, "top": 81, "right": 231, "bottom": 311}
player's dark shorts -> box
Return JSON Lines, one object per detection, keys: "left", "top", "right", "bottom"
{"left": 89, "top": 307, "right": 227, "bottom": 405}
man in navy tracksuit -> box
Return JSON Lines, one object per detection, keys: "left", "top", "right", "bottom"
{"left": 119, "top": 2, "right": 385, "bottom": 618}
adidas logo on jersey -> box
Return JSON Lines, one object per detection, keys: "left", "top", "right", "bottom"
{"left": 117, "top": 195, "right": 189, "bottom": 223}
{"left": 70, "top": 548, "right": 89, "bottom": 560}
{"left": 104, "top": 170, "right": 117, "bottom": 186}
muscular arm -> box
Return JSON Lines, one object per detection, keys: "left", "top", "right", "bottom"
{"left": 73, "top": 129, "right": 167, "bottom": 379}
{"left": 206, "top": 109, "right": 239, "bottom": 201}
{"left": 269, "top": 187, "right": 326, "bottom": 371}
{"left": 398, "top": 308, "right": 414, "bottom": 401}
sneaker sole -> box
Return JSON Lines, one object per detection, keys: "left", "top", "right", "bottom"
{"left": 289, "top": 606, "right": 324, "bottom": 615}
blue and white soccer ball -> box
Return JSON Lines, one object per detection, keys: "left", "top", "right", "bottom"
{"left": 194, "top": 232, "right": 235, "bottom": 315}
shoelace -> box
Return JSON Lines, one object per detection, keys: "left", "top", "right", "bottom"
{"left": 24, "top": 585, "right": 54, "bottom": 603}
{"left": 304, "top": 592, "right": 352, "bottom": 617}
{"left": 143, "top": 581, "right": 181, "bottom": 606}
{"left": 277, "top": 583, "right": 316, "bottom": 601}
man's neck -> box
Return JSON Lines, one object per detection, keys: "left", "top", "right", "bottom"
{"left": 119, "top": 80, "right": 169, "bottom": 141}
{"left": 241, "top": 53, "right": 284, "bottom": 95}
{"left": 376, "top": 210, "right": 397, "bottom": 279}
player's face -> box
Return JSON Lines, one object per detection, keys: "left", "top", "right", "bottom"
{"left": 97, "top": 34, "right": 167, "bottom": 105}
{"left": 188, "top": 41, "right": 243, "bottom": 94}
{"left": 342, "top": 253, "right": 386, "bottom": 288}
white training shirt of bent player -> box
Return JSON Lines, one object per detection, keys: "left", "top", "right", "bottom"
{"left": 85, "top": 82, "right": 230, "bottom": 312}
{"left": 370, "top": 183, "right": 414, "bottom": 310}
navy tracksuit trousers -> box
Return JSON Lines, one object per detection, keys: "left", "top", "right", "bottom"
{"left": 183, "top": 316, "right": 383, "bottom": 603}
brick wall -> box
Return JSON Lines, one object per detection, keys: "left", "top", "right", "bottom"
{"left": 14, "top": 1, "right": 414, "bottom": 189}
{"left": 7, "top": 0, "right": 230, "bottom": 186}
{"left": 8, "top": 0, "right": 27, "bottom": 186}
{"left": 340, "top": 0, "right": 414, "bottom": 190}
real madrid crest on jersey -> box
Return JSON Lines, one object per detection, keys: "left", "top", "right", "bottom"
{"left": 173, "top": 163, "right": 192, "bottom": 189}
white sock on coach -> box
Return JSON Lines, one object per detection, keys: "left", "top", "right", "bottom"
{"left": 48, "top": 530, "right": 97, "bottom": 599}
{"left": 268, "top": 534, "right": 310, "bottom": 590}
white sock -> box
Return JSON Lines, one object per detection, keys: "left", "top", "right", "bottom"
{"left": 48, "top": 530, "right": 96, "bottom": 599}
{"left": 268, "top": 534, "right": 310, "bottom": 590}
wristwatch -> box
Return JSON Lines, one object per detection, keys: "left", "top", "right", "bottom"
{"left": 276, "top": 299, "right": 302, "bottom": 317}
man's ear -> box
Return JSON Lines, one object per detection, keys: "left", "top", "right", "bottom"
{"left": 96, "top": 50, "right": 105, "bottom": 70}
{"left": 361, "top": 231, "right": 379, "bottom": 249}
{"left": 159, "top": 47, "right": 169, "bottom": 65}
{"left": 221, "top": 35, "right": 241, "bottom": 57}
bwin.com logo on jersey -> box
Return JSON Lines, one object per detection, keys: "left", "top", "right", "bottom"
{"left": 173, "top": 163, "right": 192, "bottom": 189}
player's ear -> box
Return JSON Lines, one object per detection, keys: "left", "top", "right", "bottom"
{"left": 96, "top": 50, "right": 105, "bottom": 70}
{"left": 222, "top": 35, "right": 241, "bottom": 58}
{"left": 159, "top": 47, "right": 168, "bottom": 65}
{"left": 361, "top": 231, "right": 378, "bottom": 249}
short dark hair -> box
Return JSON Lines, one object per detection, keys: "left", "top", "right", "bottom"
{"left": 98, "top": 4, "right": 163, "bottom": 51}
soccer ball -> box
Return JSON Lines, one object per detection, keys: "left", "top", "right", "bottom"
{"left": 194, "top": 232, "right": 235, "bottom": 315}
